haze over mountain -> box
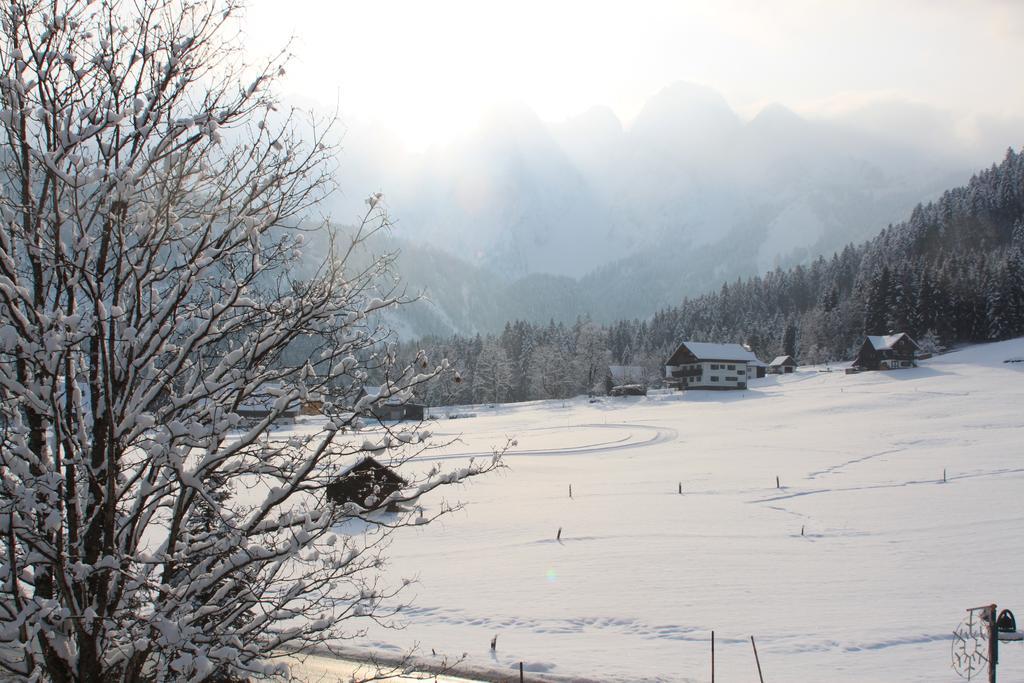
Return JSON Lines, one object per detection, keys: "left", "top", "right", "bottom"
{"left": 325, "top": 82, "right": 1023, "bottom": 336}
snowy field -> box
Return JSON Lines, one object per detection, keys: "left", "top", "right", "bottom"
{"left": 297, "top": 339, "right": 1024, "bottom": 682}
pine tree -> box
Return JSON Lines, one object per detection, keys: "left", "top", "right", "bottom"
{"left": 864, "top": 267, "right": 892, "bottom": 334}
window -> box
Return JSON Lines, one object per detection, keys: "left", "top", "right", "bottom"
{"left": 710, "top": 376, "right": 720, "bottom": 382}
{"left": 727, "top": 364, "right": 735, "bottom": 370}
{"left": 726, "top": 376, "right": 737, "bottom": 382}
{"left": 710, "top": 363, "right": 719, "bottom": 370}
{"left": 737, "top": 369, "right": 746, "bottom": 375}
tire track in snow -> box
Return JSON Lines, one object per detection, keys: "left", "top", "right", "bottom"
{"left": 416, "top": 423, "right": 679, "bottom": 462}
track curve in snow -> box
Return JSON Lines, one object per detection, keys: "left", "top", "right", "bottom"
{"left": 417, "top": 422, "right": 679, "bottom": 462}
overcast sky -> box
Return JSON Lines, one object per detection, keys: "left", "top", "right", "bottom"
{"left": 244, "top": 0, "right": 1024, "bottom": 153}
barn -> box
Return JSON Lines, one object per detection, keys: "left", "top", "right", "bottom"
{"left": 768, "top": 355, "right": 798, "bottom": 374}
{"left": 664, "top": 341, "right": 766, "bottom": 390}
{"left": 852, "top": 333, "right": 920, "bottom": 370}
{"left": 326, "top": 456, "right": 407, "bottom": 512}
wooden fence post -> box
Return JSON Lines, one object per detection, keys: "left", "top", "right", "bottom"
{"left": 520, "top": 661, "right": 524, "bottom": 682}
{"left": 749, "top": 634, "right": 765, "bottom": 683}
{"left": 711, "top": 630, "right": 715, "bottom": 683}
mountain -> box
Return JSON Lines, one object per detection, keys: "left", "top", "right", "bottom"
{"left": 323, "top": 82, "right": 1021, "bottom": 335}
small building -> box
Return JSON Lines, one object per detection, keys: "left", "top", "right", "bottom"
{"left": 608, "top": 384, "right": 647, "bottom": 397}
{"left": 606, "top": 365, "right": 647, "bottom": 395}
{"left": 360, "top": 386, "right": 426, "bottom": 422}
{"left": 747, "top": 358, "right": 768, "bottom": 379}
{"left": 371, "top": 401, "right": 426, "bottom": 421}
{"left": 326, "top": 456, "right": 407, "bottom": 512}
{"left": 664, "top": 341, "right": 766, "bottom": 390}
{"left": 236, "top": 384, "right": 300, "bottom": 423}
{"left": 768, "top": 355, "right": 798, "bottom": 374}
{"left": 852, "top": 333, "right": 920, "bottom": 371}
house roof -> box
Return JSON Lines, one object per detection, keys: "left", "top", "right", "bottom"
{"left": 866, "top": 333, "right": 918, "bottom": 351}
{"left": 769, "top": 355, "right": 797, "bottom": 366}
{"left": 337, "top": 455, "right": 406, "bottom": 484}
{"left": 609, "top": 365, "right": 646, "bottom": 383}
{"left": 236, "top": 384, "right": 300, "bottom": 415}
{"left": 362, "top": 385, "right": 424, "bottom": 407}
{"left": 670, "top": 341, "right": 765, "bottom": 364}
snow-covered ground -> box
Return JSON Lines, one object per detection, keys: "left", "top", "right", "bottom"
{"left": 297, "top": 339, "right": 1024, "bottom": 682}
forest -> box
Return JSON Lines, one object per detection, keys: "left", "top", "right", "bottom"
{"left": 401, "top": 148, "right": 1024, "bottom": 407}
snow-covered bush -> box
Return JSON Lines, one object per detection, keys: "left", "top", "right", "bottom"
{"left": 0, "top": 1, "right": 499, "bottom": 680}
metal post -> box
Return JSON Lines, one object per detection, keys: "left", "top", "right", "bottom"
{"left": 988, "top": 604, "right": 998, "bottom": 683}
{"left": 520, "top": 661, "right": 524, "bottom": 682}
{"left": 711, "top": 630, "right": 715, "bottom": 683}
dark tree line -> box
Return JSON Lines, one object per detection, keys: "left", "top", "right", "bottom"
{"left": 404, "top": 148, "right": 1024, "bottom": 407}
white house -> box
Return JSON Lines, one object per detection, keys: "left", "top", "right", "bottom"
{"left": 664, "top": 341, "right": 766, "bottom": 390}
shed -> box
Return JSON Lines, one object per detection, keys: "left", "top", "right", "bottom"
{"left": 235, "top": 384, "right": 300, "bottom": 423}
{"left": 360, "top": 386, "right": 427, "bottom": 422}
{"left": 768, "top": 355, "right": 798, "bottom": 374}
{"left": 326, "top": 456, "right": 407, "bottom": 512}
{"left": 606, "top": 365, "right": 648, "bottom": 394}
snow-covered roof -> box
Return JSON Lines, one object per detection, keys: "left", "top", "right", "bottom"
{"left": 362, "top": 385, "right": 425, "bottom": 407}
{"left": 237, "top": 384, "right": 300, "bottom": 415}
{"left": 363, "top": 386, "right": 401, "bottom": 406}
{"left": 769, "top": 355, "right": 797, "bottom": 367}
{"left": 866, "top": 333, "right": 916, "bottom": 351}
{"left": 673, "top": 341, "right": 765, "bottom": 364}
{"left": 336, "top": 454, "right": 405, "bottom": 482}
{"left": 609, "top": 365, "right": 646, "bottom": 383}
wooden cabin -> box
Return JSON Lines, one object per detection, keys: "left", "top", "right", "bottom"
{"left": 664, "top": 341, "right": 766, "bottom": 390}
{"left": 768, "top": 355, "right": 798, "bottom": 374}
{"left": 852, "top": 333, "right": 920, "bottom": 371}
{"left": 326, "top": 456, "right": 407, "bottom": 512}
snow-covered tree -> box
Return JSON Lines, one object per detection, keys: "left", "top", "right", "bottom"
{"left": 0, "top": 1, "right": 499, "bottom": 680}
{"left": 574, "top": 321, "right": 610, "bottom": 396}
{"left": 528, "top": 343, "right": 572, "bottom": 399}
{"left": 472, "top": 340, "right": 513, "bottom": 404}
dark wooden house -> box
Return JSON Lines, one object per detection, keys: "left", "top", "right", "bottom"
{"left": 768, "top": 355, "right": 798, "bottom": 374}
{"left": 852, "top": 333, "right": 920, "bottom": 370}
{"left": 326, "top": 456, "right": 407, "bottom": 512}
